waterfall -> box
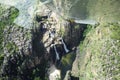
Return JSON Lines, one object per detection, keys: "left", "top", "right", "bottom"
{"left": 74, "top": 19, "right": 97, "bottom": 25}
{"left": 50, "top": 32, "right": 55, "bottom": 38}
{"left": 61, "top": 38, "right": 69, "bottom": 53}
{"left": 53, "top": 44, "right": 60, "bottom": 60}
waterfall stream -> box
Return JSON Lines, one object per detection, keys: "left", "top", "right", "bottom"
{"left": 74, "top": 19, "right": 97, "bottom": 25}
{"left": 61, "top": 38, "right": 69, "bottom": 53}
{"left": 53, "top": 44, "right": 60, "bottom": 60}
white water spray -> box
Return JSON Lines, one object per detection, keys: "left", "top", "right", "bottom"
{"left": 53, "top": 44, "right": 60, "bottom": 60}
{"left": 74, "top": 19, "right": 97, "bottom": 25}
{"left": 60, "top": 37, "right": 69, "bottom": 53}
{"left": 48, "top": 65, "right": 61, "bottom": 80}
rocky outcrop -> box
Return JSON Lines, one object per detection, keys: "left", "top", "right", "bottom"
{"left": 34, "top": 6, "right": 88, "bottom": 79}
{"left": 0, "top": 2, "right": 87, "bottom": 79}
{"left": 2, "top": 1, "right": 120, "bottom": 80}
{"left": 1, "top": 9, "right": 87, "bottom": 80}
{"left": 74, "top": 24, "right": 120, "bottom": 80}
{"left": 42, "top": 0, "right": 120, "bottom": 24}
{"left": 3, "top": 25, "right": 32, "bottom": 56}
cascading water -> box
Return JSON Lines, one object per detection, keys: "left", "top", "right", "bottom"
{"left": 74, "top": 19, "right": 97, "bottom": 25}
{"left": 1, "top": 0, "right": 119, "bottom": 28}
{"left": 60, "top": 37, "right": 69, "bottom": 53}
{"left": 53, "top": 44, "right": 60, "bottom": 60}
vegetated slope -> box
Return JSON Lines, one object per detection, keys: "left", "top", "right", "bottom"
{"left": 0, "top": 4, "right": 19, "bottom": 63}
{"left": 0, "top": 4, "right": 47, "bottom": 80}
{"left": 78, "top": 23, "right": 120, "bottom": 80}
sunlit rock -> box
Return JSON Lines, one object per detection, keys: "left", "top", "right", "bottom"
{"left": 40, "top": 0, "right": 120, "bottom": 24}
{"left": 0, "top": 0, "right": 42, "bottom": 28}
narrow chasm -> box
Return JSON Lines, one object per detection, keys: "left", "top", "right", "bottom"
{"left": 34, "top": 11, "right": 87, "bottom": 80}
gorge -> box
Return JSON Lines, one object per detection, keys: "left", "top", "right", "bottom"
{"left": 0, "top": 0, "right": 120, "bottom": 80}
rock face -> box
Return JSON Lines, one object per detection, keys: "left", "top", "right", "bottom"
{"left": 75, "top": 24, "right": 120, "bottom": 80}
{"left": 71, "top": 47, "right": 81, "bottom": 77}
{"left": 35, "top": 8, "right": 86, "bottom": 80}
{"left": 0, "top": 3, "right": 87, "bottom": 80}
{"left": 4, "top": 26, "right": 32, "bottom": 55}
{"left": 0, "top": 1, "right": 120, "bottom": 80}
{"left": 0, "top": 4, "right": 48, "bottom": 79}
{"left": 41, "top": 0, "right": 120, "bottom": 24}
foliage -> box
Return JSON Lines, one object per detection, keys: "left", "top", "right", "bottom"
{"left": 0, "top": 5, "right": 19, "bottom": 78}
{"left": 61, "top": 53, "right": 76, "bottom": 79}
{"left": 6, "top": 42, "right": 19, "bottom": 54}
{"left": 83, "top": 24, "right": 93, "bottom": 37}
{"left": 74, "top": 24, "right": 80, "bottom": 29}
{"left": 0, "top": 6, "right": 19, "bottom": 54}
{"left": 110, "top": 23, "right": 120, "bottom": 40}
{"left": 0, "top": 54, "right": 4, "bottom": 65}
{"left": 61, "top": 53, "right": 75, "bottom": 66}
{"left": 78, "top": 23, "right": 120, "bottom": 80}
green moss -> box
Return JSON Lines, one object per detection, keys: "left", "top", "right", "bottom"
{"left": 74, "top": 25, "right": 80, "bottom": 29}
{"left": 9, "top": 7, "right": 19, "bottom": 23}
{"left": 0, "top": 54, "right": 4, "bottom": 65}
{"left": 0, "top": 6, "right": 19, "bottom": 54}
{"left": 79, "top": 41, "right": 84, "bottom": 52}
{"left": 61, "top": 53, "right": 75, "bottom": 66}
{"left": 6, "top": 42, "right": 19, "bottom": 54}
{"left": 34, "top": 77, "right": 41, "bottom": 80}
{"left": 83, "top": 24, "right": 93, "bottom": 37}
{"left": 59, "top": 27, "right": 65, "bottom": 36}
{"left": 61, "top": 53, "right": 76, "bottom": 79}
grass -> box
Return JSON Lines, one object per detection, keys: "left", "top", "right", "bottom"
{"left": 78, "top": 23, "right": 120, "bottom": 80}
{"left": 83, "top": 24, "right": 93, "bottom": 37}
{"left": 109, "top": 23, "right": 120, "bottom": 40}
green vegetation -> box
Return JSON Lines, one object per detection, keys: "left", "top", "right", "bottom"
{"left": 78, "top": 23, "right": 120, "bottom": 80}
{"left": 61, "top": 53, "right": 76, "bottom": 79}
{"left": 9, "top": 7, "right": 19, "bottom": 23}
{"left": 0, "top": 6, "right": 19, "bottom": 54}
{"left": 6, "top": 42, "right": 19, "bottom": 54}
{"left": 74, "top": 25, "right": 80, "bottom": 29}
{"left": 0, "top": 5, "right": 19, "bottom": 71}
{"left": 59, "top": 27, "right": 65, "bottom": 36}
{"left": 61, "top": 53, "right": 75, "bottom": 66}
{"left": 109, "top": 23, "right": 120, "bottom": 40}
{"left": 0, "top": 54, "right": 4, "bottom": 65}
{"left": 83, "top": 25, "right": 92, "bottom": 36}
